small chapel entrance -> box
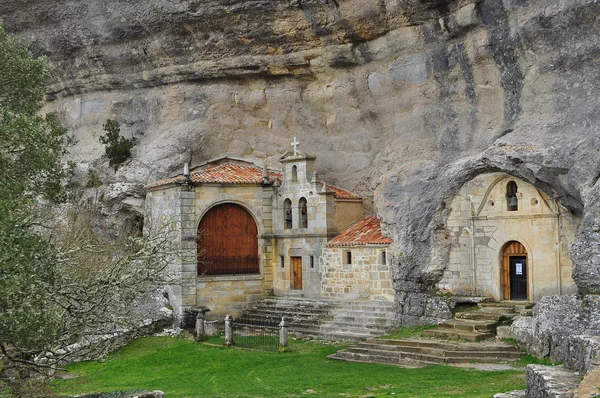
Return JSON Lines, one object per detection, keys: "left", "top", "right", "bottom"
{"left": 291, "top": 257, "right": 303, "bottom": 290}
{"left": 501, "top": 241, "right": 528, "bottom": 300}
{"left": 198, "top": 203, "right": 259, "bottom": 275}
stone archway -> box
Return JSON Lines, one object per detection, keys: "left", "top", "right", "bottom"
{"left": 198, "top": 203, "right": 259, "bottom": 276}
{"left": 501, "top": 241, "right": 528, "bottom": 300}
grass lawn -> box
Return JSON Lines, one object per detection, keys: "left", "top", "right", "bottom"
{"left": 54, "top": 336, "right": 526, "bottom": 398}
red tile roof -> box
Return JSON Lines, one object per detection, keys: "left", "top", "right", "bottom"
{"left": 326, "top": 216, "right": 393, "bottom": 247}
{"left": 146, "top": 163, "right": 283, "bottom": 189}
{"left": 146, "top": 162, "right": 361, "bottom": 201}
{"left": 322, "top": 183, "right": 362, "bottom": 201}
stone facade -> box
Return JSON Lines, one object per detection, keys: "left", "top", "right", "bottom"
{"left": 321, "top": 246, "right": 394, "bottom": 301}
{"left": 437, "top": 173, "right": 577, "bottom": 301}
{"left": 145, "top": 149, "right": 374, "bottom": 320}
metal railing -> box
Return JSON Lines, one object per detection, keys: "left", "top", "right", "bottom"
{"left": 223, "top": 315, "right": 287, "bottom": 351}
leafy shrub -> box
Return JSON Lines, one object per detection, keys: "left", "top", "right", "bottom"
{"left": 99, "top": 120, "right": 137, "bottom": 171}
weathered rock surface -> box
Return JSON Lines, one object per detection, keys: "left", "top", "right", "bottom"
{"left": 2, "top": 0, "right": 600, "bottom": 321}
{"left": 526, "top": 365, "right": 581, "bottom": 398}
{"left": 511, "top": 295, "right": 600, "bottom": 372}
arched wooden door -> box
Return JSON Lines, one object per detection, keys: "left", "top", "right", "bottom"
{"left": 198, "top": 203, "right": 259, "bottom": 275}
{"left": 502, "top": 241, "right": 528, "bottom": 300}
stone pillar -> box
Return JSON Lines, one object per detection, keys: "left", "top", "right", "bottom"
{"left": 224, "top": 314, "right": 234, "bottom": 346}
{"left": 279, "top": 316, "right": 288, "bottom": 350}
{"left": 261, "top": 186, "right": 275, "bottom": 294}
{"left": 179, "top": 185, "right": 197, "bottom": 317}
{"left": 195, "top": 311, "right": 205, "bottom": 341}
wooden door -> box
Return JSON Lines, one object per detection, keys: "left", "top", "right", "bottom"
{"left": 502, "top": 241, "right": 528, "bottom": 300}
{"left": 292, "top": 257, "right": 303, "bottom": 290}
{"left": 198, "top": 203, "right": 259, "bottom": 275}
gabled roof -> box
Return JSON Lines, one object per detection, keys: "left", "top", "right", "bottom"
{"left": 146, "top": 163, "right": 282, "bottom": 189}
{"left": 322, "top": 183, "right": 362, "bottom": 201}
{"left": 326, "top": 216, "right": 393, "bottom": 247}
{"left": 146, "top": 160, "right": 361, "bottom": 201}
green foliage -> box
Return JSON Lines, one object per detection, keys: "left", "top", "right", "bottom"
{"left": 99, "top": 120, "right": 137, "bottom": 171}
{"left": 0, "top": 24, "right": 174, "bottom": 394}
{"left": 379, "top": 324, "right": 439, "bottom": 339}
{"left": 0, "top": 23, "right": 72, "bottom": 356}
{"left": 54, "top": 336, "right": 526, "bottom": 397}
{"left": 86, "top": 169, "right": 103, "bottom": 188}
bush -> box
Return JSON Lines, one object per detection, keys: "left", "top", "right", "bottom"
{"left": 99, "top": 120, "right": 137, "bottom": 171}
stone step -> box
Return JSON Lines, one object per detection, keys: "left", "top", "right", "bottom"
{"left": 477, "top": 303, "right": 516, "bottom": 313}
{"left": 331, "top": 311, "right": 397, "bottom": 321}
{"left": 326, "top": 317, "right": 397, "bottom": 328}
{"left": 342, "top": 347, "right": 520, "bottom": 364}
{"left": 242, "top": 309, "right": 333, "bottom": 320}
{"left": 349, "top": 344, "right": 523, "bottom": 360}
{"left": 368, "top": 338, "right": 521, "bottom": 352}
{"left": 455, "top": 311, "right": 506, "bottom": 321}
{"left": 438, "top": 319, "right": 497, "bottom": 332}
{"left": 422, "top": 328, "right": 494, "bottom": 342}
{"left": 327, "top": 351, "right": 436, "bottom": 366}
{"left": 526, "top": 365, "right": 581, "bottom": 398}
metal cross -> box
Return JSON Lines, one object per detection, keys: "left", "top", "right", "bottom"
{"left": 291, "top": 136, "right": 299, "bottom": 155}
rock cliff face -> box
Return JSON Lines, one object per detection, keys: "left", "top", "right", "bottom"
{"left": 2, "top": 0, "right": 600, "bottom": 317}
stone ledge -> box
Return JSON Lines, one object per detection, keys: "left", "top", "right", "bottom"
{"left": 198, "top": 275, "right": 263, "bottom": 282}
{"left": 526, "top": 365, "right": 582, "bottom": 398}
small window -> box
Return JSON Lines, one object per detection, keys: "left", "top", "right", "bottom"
{"left": 506, "top": 181, "right": 518, "bottom": 211}
{"left": 344, "top": 250, "right": 352, "bottom": 265}
{"left": 299, "top": 197, "right": 308, "bottom": 229}
{"left": 292, "top": 165, "right": 298, "bottom": 182}
{"left": 381, "top": 250, "right": 387, "bottom": 265}
{"left": 280, "top": 255, "right": 285, "bottom": 268}
{"left": 284, "top": 198, "right": 292, "bottom": 229}
{"left": 310, "top": 255, "right": 314, "bottom": 269}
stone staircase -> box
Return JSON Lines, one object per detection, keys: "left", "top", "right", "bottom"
{"left": 328, "top": 338, "right": 524, "bottom": 366}
{"left": 238, "top": 297, "right": 397, "bottom": 340}
{"left": 422, "top": 301, "right": 529, "bottom": 342}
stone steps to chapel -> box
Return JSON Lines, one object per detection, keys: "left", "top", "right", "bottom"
{"left": 343, "top": 347, "right": 522, "bottom": 363}
{"left": 422, "top": 328, "right": 494, "bottom": 342}
{"left": 367, "top": 338, "right": 520, "bottom": 352}
{"left": 438, "top": 319, "right": 498, "bottom": 332}
{"left": 328, "top": 338, "right": 524, "bottom": 366}
{"left": 240, "top": 308, "right": 333, "bottom": 321}
{"left": 454, "top": 311, "right": 509, "bottom": 321}
{"left": 348, "top": 344, "right": 522, "bottom": 360}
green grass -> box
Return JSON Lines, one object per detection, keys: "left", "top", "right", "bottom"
{"left": 379, "top": 324, "right": 439, "bottom": 339}
{"left": 54, "top": 336, "right": 526, "bottom": 398}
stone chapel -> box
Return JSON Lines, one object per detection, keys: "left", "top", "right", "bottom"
{"left": 437, "top": 173, "right": 578, "bottom": 301}
{"left": 145, "top": 141, "right": 394, "bottom": 319}
{"left": 145, "top": 142, "right": 578, "bottom": 322}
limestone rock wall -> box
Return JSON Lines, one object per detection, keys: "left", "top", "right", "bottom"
{"left": 3, "top": 0, "right": 600, "bottom": 322}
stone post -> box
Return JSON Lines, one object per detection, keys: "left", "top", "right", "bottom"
{"left": 195, "top": 311, "right": 205, "bottom": 341}
{"left": 279, "top": 316, "right": 288, "bottom": 351}
{"left": 224, "top": 314, "right": 234, "bottom": 346}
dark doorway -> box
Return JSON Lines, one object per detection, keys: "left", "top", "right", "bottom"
{"left": 501, "top": 241, "right": 528, "bottom": 300}
{"left": 198, "top": 203, "right": 259, "bottom": 275}
{"left": 509, "top": 256, "right": 527, "bottom": 300}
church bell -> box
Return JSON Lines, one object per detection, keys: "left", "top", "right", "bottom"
{"left": 509, "top": 196, "right": 518, "bottom": 207}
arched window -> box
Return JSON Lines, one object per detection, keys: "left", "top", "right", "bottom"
{"left": 197, "top": 203, "right": 259, "bottom": 275}
{"left": 284, "top": 198, "right": 292, "bottom": 229}
{"left": 506, "top": 181, "right": 518, "bottom": 211}
{"left": 292, "top": 165, "right": 298, "bottom": 183}
{"left": 299, "top": 197, "right": 308, "bottom": 228}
